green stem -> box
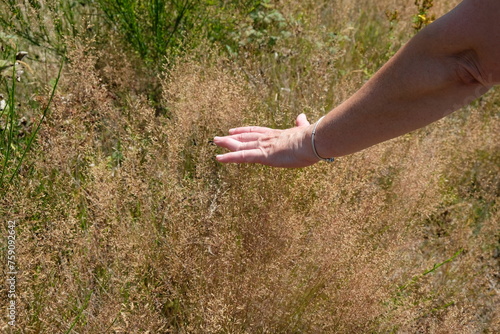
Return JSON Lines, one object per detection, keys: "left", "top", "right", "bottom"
{"left": 0, "top": 61, "right": 17, "bottom": 188}
{"left": 7, "top": 58, "right": 64, "bottom": 184}
{"left": 65, "top": 290, "right": 93, "bottom": 334}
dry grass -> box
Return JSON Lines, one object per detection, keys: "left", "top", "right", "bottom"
{"left": 1, "top": 0, "right": 498, "bottom": 333}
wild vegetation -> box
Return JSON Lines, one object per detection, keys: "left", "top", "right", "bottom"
{"left": 0, "top": 0, "right": 498, "bottom": 332}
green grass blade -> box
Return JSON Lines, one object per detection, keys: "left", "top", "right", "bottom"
{"left": 7, "top": 59, "right": 64, "bottom": 185}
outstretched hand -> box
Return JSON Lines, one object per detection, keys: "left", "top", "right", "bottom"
{"left": 214, "top": 113, "right": 320, "bottom": 168}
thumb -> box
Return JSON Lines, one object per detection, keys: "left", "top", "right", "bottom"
{"left": 295, "top": 113, "right": 310, "bottom": 127}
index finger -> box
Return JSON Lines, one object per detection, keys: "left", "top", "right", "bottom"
{"left": 216, "top": 149, "right": 264, "bottom": 164}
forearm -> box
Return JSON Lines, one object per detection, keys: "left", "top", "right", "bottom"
{"left": 314, "top": 0, "right": 500, "bottom": 158}
{"left": 213, "top": 0, "right": 499, "bottom": 168}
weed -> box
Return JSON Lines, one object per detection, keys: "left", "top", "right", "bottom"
{"left": 413, "top": 0, "right": 436, "bottom": 32}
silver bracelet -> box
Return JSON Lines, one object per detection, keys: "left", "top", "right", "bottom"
{"left": 311, "top": 116, "right": 335, "bottom": 162}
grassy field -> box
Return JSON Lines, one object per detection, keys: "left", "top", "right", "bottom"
{"left": 0, "top": 0, "right": 498, "bottom": 332}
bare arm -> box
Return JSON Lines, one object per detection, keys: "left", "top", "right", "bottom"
{"left": 214, "top": 0, "right": 500, "bottom": 167}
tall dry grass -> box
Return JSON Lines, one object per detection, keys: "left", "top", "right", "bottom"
{"left": 1, "top": 0, "right": 498, "bottom": 333}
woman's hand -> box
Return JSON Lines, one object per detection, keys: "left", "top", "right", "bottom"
{"left": 214, "top": 113, "right": 320, "bottom": 168}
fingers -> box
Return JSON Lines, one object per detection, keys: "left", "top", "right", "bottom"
{"left": 227, "top": 132, "right": 262, "bottom": 142}
{"left": 216, "top": 149, "right": 263, "bottom": 164}
{"left": 213, "top": 136, "right": 261, "bottom": 151}
{"left": 295, "top": 113, "right": 310, "bottom": 127}
{"left": 228, "top": 126, "right": 271, "bottom": 135}
{"left": 214, "top": 131, "right": 269, "bottom": 150}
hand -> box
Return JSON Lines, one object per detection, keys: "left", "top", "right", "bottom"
{"left": 213, "top": 113, "right": 320, "bottom": 168}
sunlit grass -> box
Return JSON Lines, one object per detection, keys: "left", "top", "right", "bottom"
{"left": 0, "top": 0, "right": 498, "bottom": 332}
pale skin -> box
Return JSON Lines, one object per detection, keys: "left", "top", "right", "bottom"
{"left": 213, "top": 0, "right": 500, "bottom": 168}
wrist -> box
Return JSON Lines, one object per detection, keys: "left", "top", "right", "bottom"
{"left": 310, "top": 116, "right": 335, "bottom": 163}
{"left": 297, "top": 124, "right": 321, "bottom": 164}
